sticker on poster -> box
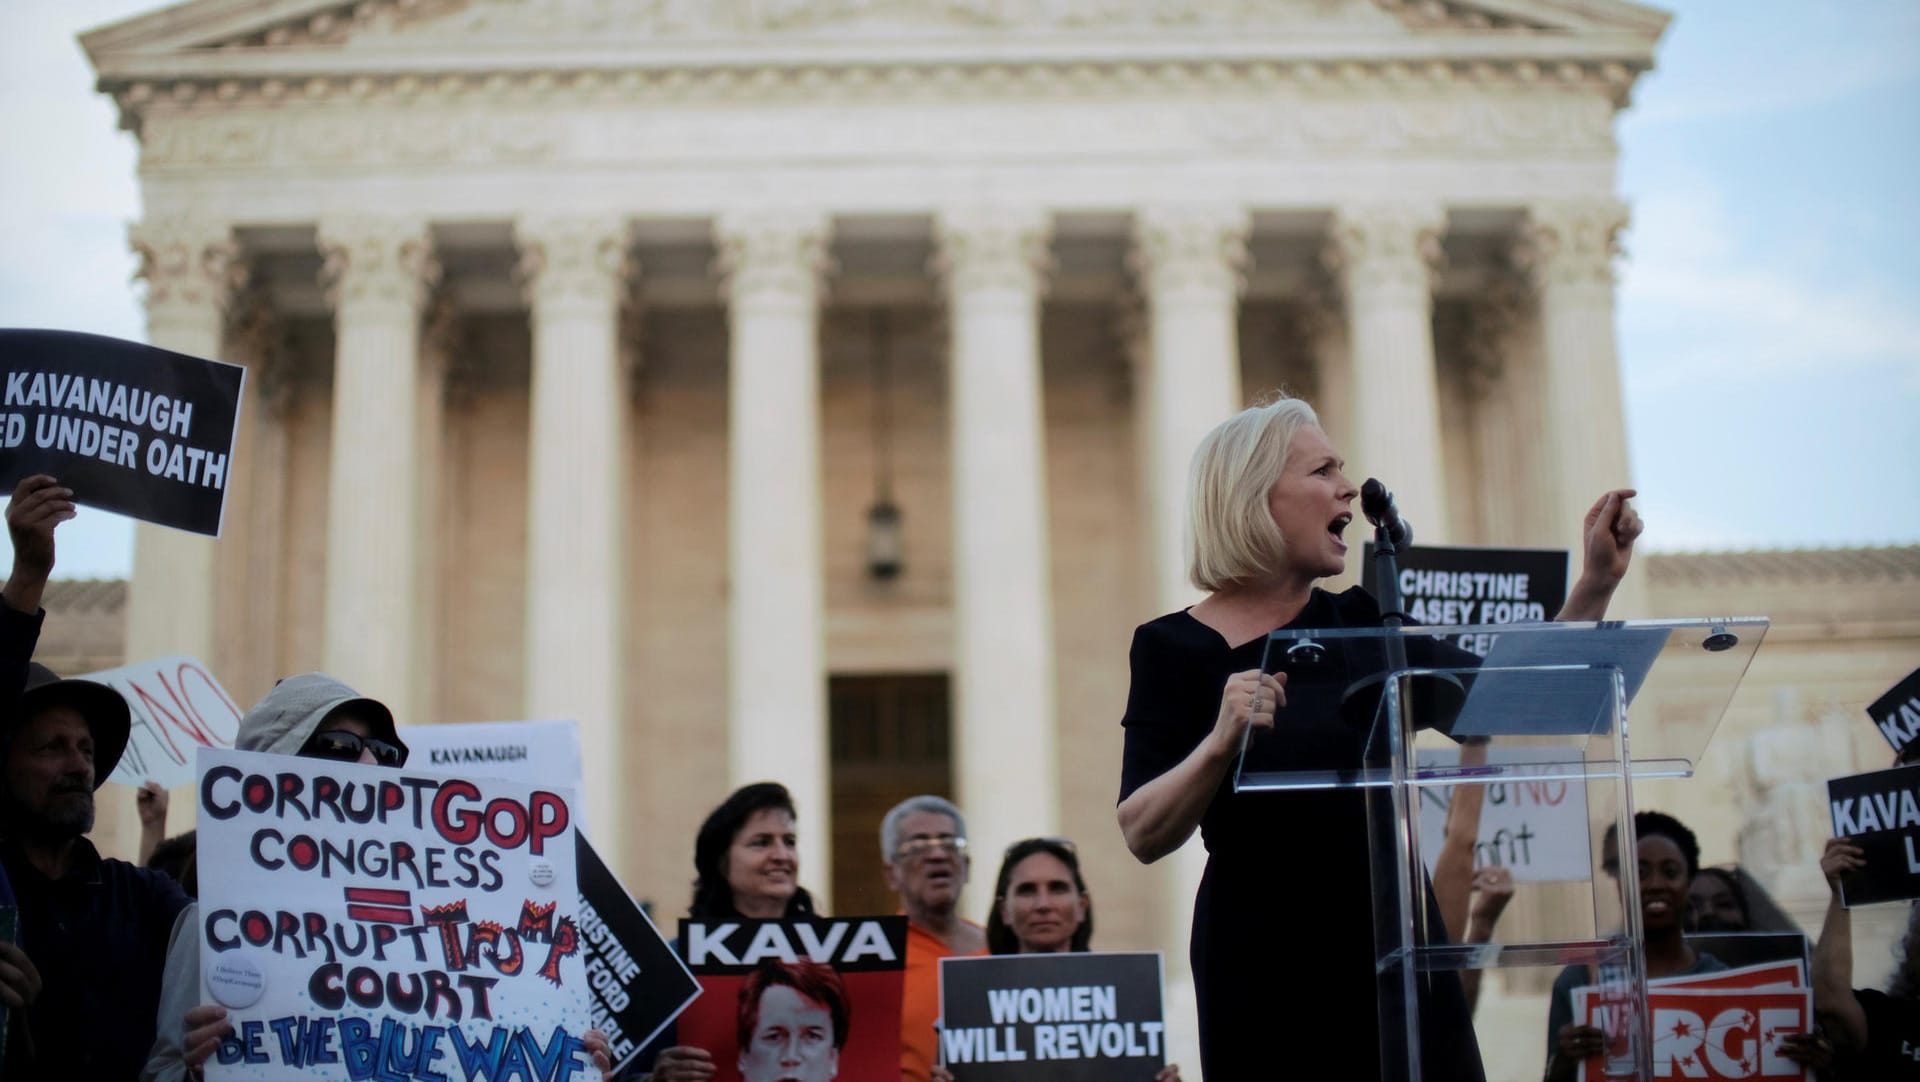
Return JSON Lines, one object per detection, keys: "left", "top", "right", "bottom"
{"left": 194, "top": 746, "right": 593, "bottom": 1080}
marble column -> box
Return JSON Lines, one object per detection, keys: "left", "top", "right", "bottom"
{"left": 118, "top": 217, "right": 242, "bottom": 858}
{"left": 1131, "top": 205, "right": 1251, "bottom": 611}
{"left": 1521, "top": 200, "right": 1642, "bottom": 610}
{"left": 316, "top": 217, "right": 437, "bottom": 712}
{"left": 1129, "top": 204, "right": 1249, "bottom": 1078}
{"left": 1327, "top": 204, "right": 1452, "bottom": 542}
{"left": 125, "top": 218, "right": 242, "bottom": 670}
{"left": 935, "top": 207, "right": 1061, "bottom": 886}
{"left": 516, "top": 215, "right": 633, "bottom": 848}
{"left": 716, "top": 210, "right": 832, "bottom": 900}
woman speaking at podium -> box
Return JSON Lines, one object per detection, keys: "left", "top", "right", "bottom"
{"left": 1115, "top": 396, "right": 1641, "bottom": 1079}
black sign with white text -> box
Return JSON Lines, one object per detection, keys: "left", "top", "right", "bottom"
{"left": 0, "top": 329, "right": 245, "bottom": 536}
{"left": 938, "top": 953, "right": 1166, "bottom": 1082}
{"left": 1868, "top": 666, "right": 1920, "bottom": 757}
{"left": 1362, "top": 543, "right": 1569, "bottom": 657}
{"left": 1828, "top": 764, "right": 1920, "bottom": 906}
{"left": 576, "top": 835, "right": 698, "bottom": 1075}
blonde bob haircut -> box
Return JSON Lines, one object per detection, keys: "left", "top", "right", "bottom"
{"left": 1187, "top": 396, "right": 1322, "bottom": 593}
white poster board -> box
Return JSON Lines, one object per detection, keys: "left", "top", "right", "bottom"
{"left": 83, "top": 654, "right": 241, "bottom": 788}
{"left": 195, "top": 746, "right": 593, "bottom": 1080}
{"left": 397, "top": 721, "right": 585, "bottom": 830}
{"left": 1415, "top": 746, "right": 1591, "bottom": 883}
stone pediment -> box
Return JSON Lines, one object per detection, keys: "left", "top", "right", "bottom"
{"left": 84, "top": 0, "right": 1668, "bottom": 60}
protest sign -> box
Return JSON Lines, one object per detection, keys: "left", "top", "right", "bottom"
{"left": 677, "top": 917, "right": 908, "bottom": 1082}
{"left": 1362, "top": 543, "right": 1568, "bottom": 656}
{"left": 1827, "top": 763, "right": 1920, "bottom": 906}
{"left": 1414, "top": 747, "right": 1590, "bottom": 882}
{"left": 0, "top": 329, "right": 245, "bottom": 536}
{"left": 397, "top": 721, "right": 586, "bottom": 831}
{"left": 396, "top": 719, "right": 693, "bottom": 1073}
{"left": 1570, "top": 958, "right": 1810, "bottom": 1082}
{"left": 78, "top": 654, "right": 242, "bottom": 788}
{"left": 1868, "top": 665, "right": 1920, "bottom": 757}
{"left": 937, "top": 952, "right": 1166, "bottom": 1081}
{"left": 196, "top": 747, "right": 593, "bottom": 1081}
{"left": 576, "top": 836, "right": 698, "bottom": 1075}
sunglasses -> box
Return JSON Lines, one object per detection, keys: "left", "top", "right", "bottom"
{"left": 894, "top": 834, "right": 968, "bottom": 862}
{"left": 300, "top": 728, "right": 409, "bottom": 768}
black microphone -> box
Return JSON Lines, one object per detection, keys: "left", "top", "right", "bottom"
{"left": 1360, "top": 478, "right": 1413, "bottom": 549}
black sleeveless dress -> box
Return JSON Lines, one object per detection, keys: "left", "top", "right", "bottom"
{"left": 1119, "top": 586, "right": 1485, "bottom": 1081}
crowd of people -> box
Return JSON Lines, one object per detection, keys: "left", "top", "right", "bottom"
{"left": 3, "top": 391, "right": 1918, "bottom": 1082}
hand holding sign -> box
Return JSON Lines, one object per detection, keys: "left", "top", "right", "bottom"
{"left": 1, "top": 474, "right": 73, "bottom": 614}
{"left": 1820, "top": 837, "right": 1866, "bottom": 898}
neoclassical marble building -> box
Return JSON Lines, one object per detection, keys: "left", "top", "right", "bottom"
{"left": 76, "top": 0, "right": 1920, "bottom": 1076}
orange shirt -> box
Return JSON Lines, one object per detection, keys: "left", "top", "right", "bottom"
{"left": 900, "top": 920, "right": 987, "bottom": 1082}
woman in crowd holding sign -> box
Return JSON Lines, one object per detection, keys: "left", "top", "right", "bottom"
{"left": 636, "top": 782, "right": 820, "bottom": 1082}
{"left": 931, "top": 838, "right": 1181, "bottom": 1082}
{"left": 1115, "top": 396, "right": 1645, "bottom": 1080}
{"left": 1813, "top": 835, "right": 1920, "bottom": 1079}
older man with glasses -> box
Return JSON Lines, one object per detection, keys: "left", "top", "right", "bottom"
{"left": 879, "top": 794, "right": 985, "bottom": 1082}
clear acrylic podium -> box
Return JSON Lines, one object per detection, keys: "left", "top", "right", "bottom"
{"left": 1234, "top": 618, "right": 1768, "bottom": 1082}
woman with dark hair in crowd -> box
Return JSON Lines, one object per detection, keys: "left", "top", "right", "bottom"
{"left": 638, "top": 782, "right": 819, "bottom": 1082}
{"left": 934, "top": 839, "right": 1179, "bottom": 1082}
{"left": 1813, "top": 835, "right": 1920, "bottom": 1078}
{"left": 1689, "top": 864, "right": 1801, "bottom": 936}
{"left": 1545, "top": 811, "right": 1728, "bottom": 1081}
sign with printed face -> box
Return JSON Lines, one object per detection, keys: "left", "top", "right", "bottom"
{"left": 79, "top": 654, "right": 243, "bottom": 788}
{"left": 937, "top": 953, "right": 1167, "bottom": 1081}
{"left": 195, "top": 747, "right": 593, "bottom": 1081}
{"left": 1361, "top": 543, "right": 1569, "bottom": 656}
{"left": 0, "top": 329, "right": 245, "bottom": 536}
{"left": 677, "top": 917, "right": 908, "bottom": 1082}
{"left": 1827, "top": 764, "right": 1920, "bottom": 906}
{"left": 1867, "top": 666, "right": 1920, "bottom": 757}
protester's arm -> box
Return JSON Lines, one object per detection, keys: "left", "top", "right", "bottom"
{"left": 138, "top": 783, "right": 170, "bottom": 867}
{"left": 1554, "top": 490, "right": 1643, "bottom": 622}
{"left": 1459, "top": 865, "right": 1515, "bottom": 1011}
{"left": 2, "top": 475, "right": 72, "bottom": 617}
{"left": 0, "top": 942, "right": 41, "bottom": 1011}
{"left": 142, "top": 906, "right": 205, "bottom": 1082}
{"left": 1434, "top": 741, "right": 1493, "bottom": 942}
{"left": 1118, "top": 668, "right": 1285, "bottom": 863}
{"left": 1812, "top": 837, "right": 1868, "bottom": 1055}
{"left": 644, "top": 1046, "right": 715, "bottom": 1082}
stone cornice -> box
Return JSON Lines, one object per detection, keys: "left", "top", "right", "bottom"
{"left": 87, "top": 0, "right": 1664, "bottom": 132}
{"left": 1647, "top": 546, "right": 1920, "bottom": 588}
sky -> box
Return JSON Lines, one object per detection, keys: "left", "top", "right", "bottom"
{"left": 0, "top": 0, "right": 1915, "bottom": 577}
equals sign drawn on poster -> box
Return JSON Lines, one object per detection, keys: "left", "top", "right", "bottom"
{"left": 344, "top": 887, "right": 414, "bottom": 925}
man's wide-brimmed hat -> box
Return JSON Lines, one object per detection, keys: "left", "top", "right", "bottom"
{"left": 12, "top": 662, "right": 131, "bottom": 788}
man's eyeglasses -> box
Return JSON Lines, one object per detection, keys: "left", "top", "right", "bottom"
{"left": 301, "top": 729, "right": 409, "bottom": 768}
{"left": 894, "top": 835, "right": 968, "bottom": 862}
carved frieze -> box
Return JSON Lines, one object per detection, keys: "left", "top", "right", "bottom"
{"left": 128, "top": 216, "right": 246, "bottom": 324}
{"left": 1324, "top": 203, "right": 1444, "bottom": 296}
{"left": 317, "top": 217, "right": 440, "bottom": 314}
{"left": 515, "top": 216, "right": 635, "bottom": 312}
{"left": 1129, "top": 205, "right": 1250, "bottom": 300}
{"left": 1515, "top": 198, "right": 1628, "bottom": 293}
{"left": 932, "top": 208, "right": 1053, "bottom": 300}
{"left": 714, "top": 211, "right": 831, "bottom": 306}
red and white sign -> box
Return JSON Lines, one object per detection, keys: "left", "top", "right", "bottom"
{"left": 86, "top": 654, "right": 242, "bottom": 788}
{"left": 1571, "top": 963, "right": 1811, "bottom": 1081}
